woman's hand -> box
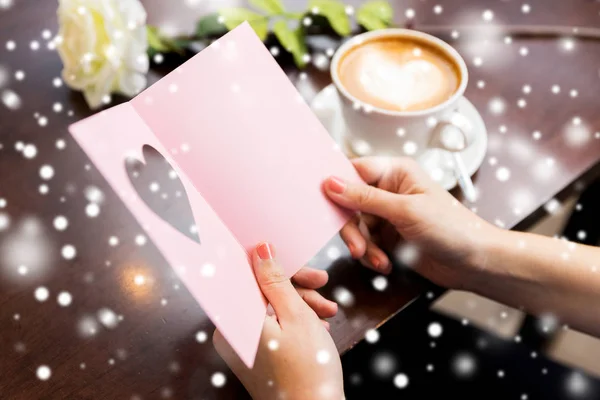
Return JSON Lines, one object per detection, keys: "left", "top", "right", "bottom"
{"left": 325, "top": 156, "right": 600, "bottom": 337}
{"left": 324, "top": 156, "right": 499, "bottom": 290}
{"left": 213, "top": 243, "right": 344, "bottom": 400}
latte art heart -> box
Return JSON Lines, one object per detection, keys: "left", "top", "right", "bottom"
{"left": 338, "top": 37, "right": 460, "bottom": 112}
{"left": 358, "top": 55, "right": 447, "bottom": 111}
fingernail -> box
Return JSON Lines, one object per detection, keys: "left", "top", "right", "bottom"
{"left": 348, "top": 243, "right": 356, "bottom": 256}
{"left": 330, "top": 301, "right": 339, "bottom": 314}
{"left": 380, "top": 258, "right": 392, "bottom": 274}
{"left": 257, "top": 242, "right": 274, "bottom": 260}
{"left": 327, "top": 177, "right": 346, "bottom": 194}
{"left": 370, "top": 255, "right": 381, "bottom": 269}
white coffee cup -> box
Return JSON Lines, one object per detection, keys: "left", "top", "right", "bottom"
{"left": 330, "top": 28, "right": 473, "bottom": 158}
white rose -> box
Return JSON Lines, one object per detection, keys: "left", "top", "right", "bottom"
{"left": 56, "top": 0, "right": 149, "bottom": 109}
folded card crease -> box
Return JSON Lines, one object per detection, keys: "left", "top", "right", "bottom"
{"left": 130, "top": 23, "right": 357, "bottom": 277}
{"left": 69, "top": 22, "right": 361, "bottom": 367}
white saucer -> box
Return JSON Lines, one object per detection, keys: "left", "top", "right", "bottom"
{"left": 311, "top": 84, "right": 488, "bottom": 190}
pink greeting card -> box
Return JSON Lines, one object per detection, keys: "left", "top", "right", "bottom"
{"left": 70, "top": 22, "right": 360, "bottom": 367}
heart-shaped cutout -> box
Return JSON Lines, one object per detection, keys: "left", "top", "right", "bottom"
{"left": 125, "top": 145, "right": 200, "bottom": 243}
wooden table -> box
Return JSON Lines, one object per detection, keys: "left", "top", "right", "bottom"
{"left": 1, "top": 0, "right": 599, "bottom": 398}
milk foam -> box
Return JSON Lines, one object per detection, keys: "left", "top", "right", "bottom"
{"left": 338, "top": 39, "right": 460, "bottom": 111}
{"left": 357, "top": 52, "right": 447, "bottom": 111}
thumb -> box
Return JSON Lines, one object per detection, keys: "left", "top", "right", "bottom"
{"left": 253, "top": 242, "right": 308, "bottom": 323}
{"left": 324, "top": 176, "right": 403, "bottom": 222}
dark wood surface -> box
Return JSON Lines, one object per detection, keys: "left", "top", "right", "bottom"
{"left": 1, "top": 0, "right": 599, "bottom": 399}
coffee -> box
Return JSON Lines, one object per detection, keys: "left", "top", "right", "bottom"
{"left": 337, "top": 36, "right": 461, "bottom": 112}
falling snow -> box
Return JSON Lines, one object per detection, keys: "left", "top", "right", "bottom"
{"left": 372, "top": 353, "right": 397, "bottom": 378}
{"left": 195, "top": 331, "right": 208, "bottom": 343}
{"left": 77, "top": 315, "right": 99, "bottom": 337}
{"left": 53, "top": 216, "right": 68, "bottom": 231}
{"left": 333, "top": 286, "right": 354, "bottom": 307}
{"left": 2, "top": 90, "right": 21, "bottom": 109}
{"left": 372, "top": 276, "right": 388, "bottom": 291}
{"left": 61, "top": 244, "right": 76, "bottom": 260}
{"left": 36, "top": 365, "right": 51, "bottom": 381}
{"left": 211, "top": 372, "right": 226, "bottom": 388}
{"left": 519, "top": 47, "right": 529, "bottom": 56}
{"left": 561, "top": 38, "right": 575, "bottom": 52}
{"left": 57, "top": 291, "right": 72, "bottom": 307}
{"left": 23, "top": 144, "right": 37, "bottom": 158}
{"left": 365, "top": 329, "right": 380, "bottom": 343}
{"left": 316, "top": 349, "right": 331, "bottom": 364}
{"left": 496, "top": 167, "right": 511, "bottom": 182}
{"left": 85, "top": 203, "right": 100, "bottom": 218}
{"left": 326, "top": 246, "right": 341, "bottom": 260}
{"left": 34, "top": 286, "right": 49, "bottom": 302}
{"left": 488, "top": 97, "right": 506, "bottom": 115}
{"left": 428, "top": 322, "right": 443, "bottom": 338}
{"left": 201, "top": 263, "right": 216, "bottom": 278}
{"left": 97, "top": 308, "right": 119, "bottom": 329}
{"left": 403, "top": 141, "right": 418, "bottom": 156}
{"left": 566, "top": 372, "right": 590, "bottom": 396}
{"left": 135, "top": 234, "right": 147, "bottom": 246}
{"left": 453, "top": 353, "right": 476, "bottom": 377}
{"left": 84, "top": 186, "right": 104, "bottom": 204}
{"left": 39, "top": 165, "right": 54, "bottom": 180}
{"left": 267, "top": 339, "right": 279, "bottom": 351}
{"left": 393, "top": 373, "right": 409, "bottom": 389}
{"left": 544, "top": 198, "right": 562, "bottom": 215}
{"left": 482, "top": 10, "right": 494, "bottom": 21}
{"left": 0, "top": 213, "right": 9, "bottom": 231}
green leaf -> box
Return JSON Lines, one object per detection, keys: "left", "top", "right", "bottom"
{"left": 356, "top": 1, "right": 393, "bottom": 31}
{"left": 147, "top": 26, "right": 169, "bottom": 52}
{"left": 249, "top": 0, "right": 284, "bottom": 15}
{"left": 147, "top": 26, "right": 186, "bottom": 54}
{"left": 307, "top": 0, "right": 351, "bottom": 36}
{"left": 273, "top": 20, "right": 308, "bottom": 68}
{"left": 219, "top": 7, "right": 268, "bottom": 40}
{"left": 285, "top": 12, "right": 305, "bottom": 19}
{"left": 196, "top": 13, "right": 228, "bottom": 38}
